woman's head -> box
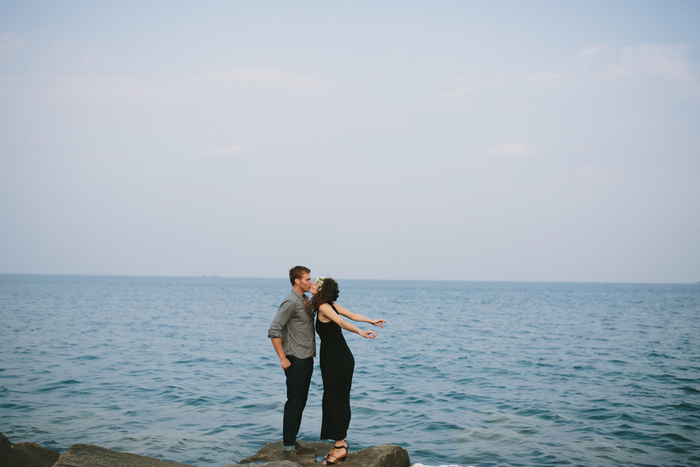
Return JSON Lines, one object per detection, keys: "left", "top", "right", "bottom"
{"left": 310, "top": 276, "right": 326, "bottom": 296}
{"left": 311, "top": 277, "right": 339, "bottom": 311}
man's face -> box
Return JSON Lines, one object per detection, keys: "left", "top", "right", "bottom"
{"left": 297, "top": 273, "right": 312, "bottom": 293}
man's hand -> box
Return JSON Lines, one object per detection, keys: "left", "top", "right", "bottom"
{"left": 280, "top": 356, "right": 291, "bottom": 371}
{"left": 271, "top": 338, "right": 290, "bottom": 370}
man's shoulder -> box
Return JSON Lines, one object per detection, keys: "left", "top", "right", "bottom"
{"left": 279, "top": 290, "right": 302, "bottom": 307}
{"left": 282, "top": 289, "right": 298, "bottom": 300}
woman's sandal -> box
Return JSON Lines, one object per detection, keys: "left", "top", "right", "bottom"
{"left": 322, "top": 445, "right": 348, "bottom": 465}
{"left": 323, "top": 443, "right": 349, "bottom": 461}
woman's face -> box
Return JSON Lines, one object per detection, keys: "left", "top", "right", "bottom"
{"left": 310, "top": 283, "right": 319, "bottom": 295}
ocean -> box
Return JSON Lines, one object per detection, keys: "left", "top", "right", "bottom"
{"left": 1, "top": 274, "right": 698, "bottom": 466}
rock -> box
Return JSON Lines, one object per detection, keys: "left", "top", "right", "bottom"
{"left": 223, "top": 462, "right": 299, "bottom": 467}
{"left": 0, "top": 433, "right": 61, "bottom": 467}
{"left": 343, "top": 444, "right": 410, "bottom": 467}
{"left": 0, "top": 433, "right": 410, "bottom": 467}
{"left": 53, "top": 443, "right": 197, "bottom": 467}
{"left": 237, "top": 440, "right": 331, "bottom": 465}
{"left": 237, "top": 440, "right": 410, "bottom": 467}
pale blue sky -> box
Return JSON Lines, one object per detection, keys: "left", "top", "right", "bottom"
{"left": 1, "top": 1, "right": 699, "bottom": 283}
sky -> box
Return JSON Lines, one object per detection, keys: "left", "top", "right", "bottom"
{"left": 1, "top": 1, "right": 699, "bottom": 283}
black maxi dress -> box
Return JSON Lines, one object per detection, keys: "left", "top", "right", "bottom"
{"left": 316, "top": 303, "right": 355, "bottom": 441}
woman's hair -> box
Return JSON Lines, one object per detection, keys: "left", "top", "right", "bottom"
{"left": 311, "top": 277, "right": 339, "bottom": 313}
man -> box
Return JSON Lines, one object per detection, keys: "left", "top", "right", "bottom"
{"left": 268, "top": 265, "right": 316, "bottom": 462}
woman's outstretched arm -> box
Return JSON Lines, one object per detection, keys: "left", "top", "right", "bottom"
{"left": 333, "top": 303, "right": 386, "bottom": 328}
{"left": 318, "top": 303, "right": 378, "bottom": 339}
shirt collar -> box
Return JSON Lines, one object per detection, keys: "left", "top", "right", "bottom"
{"left": 291, "top": 289, "right": 307, "bottom": 301}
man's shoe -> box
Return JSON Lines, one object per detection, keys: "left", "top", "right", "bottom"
{"left": 295, "top": 442, "right": 316, "bottom": 455}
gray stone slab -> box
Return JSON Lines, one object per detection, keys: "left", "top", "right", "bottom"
{"left": 0, "top": 433, "right": 61, "bottom": 467}
{"left": 238, "top": 440, "right": 410, "bottom": 467}
{"left": 2, "top": 433, "right": 410, "bottom": 467}
{"left": 223, "top": 462, "right": 299, "bottom": 467}
{"left": 53, "top": 444, "right": 197, "bottom": 467}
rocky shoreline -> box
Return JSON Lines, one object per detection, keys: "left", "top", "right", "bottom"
{"left": 0, "top": 433, "right": 410, "bottom": 467}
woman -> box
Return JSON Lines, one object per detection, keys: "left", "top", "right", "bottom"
{"left": 310, "top": 277, "right": 386, "bottom": 465}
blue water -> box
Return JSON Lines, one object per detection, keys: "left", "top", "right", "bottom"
{"left": 1, "top": 275, "right": 699, "bottom": 467}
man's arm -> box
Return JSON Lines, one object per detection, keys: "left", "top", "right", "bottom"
{"left": 271, "top": 337, "right": 291, "bottom": 370}
{"left": 268, "top": 298, "right": 294, "bottom": 370}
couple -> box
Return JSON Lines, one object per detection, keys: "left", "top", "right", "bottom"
{"left": 267, "top": 266, "right": 386, "bottom": 465}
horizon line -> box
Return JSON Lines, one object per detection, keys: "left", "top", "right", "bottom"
{"left": 1, "top": 272, "right": 697, "bottom": 286}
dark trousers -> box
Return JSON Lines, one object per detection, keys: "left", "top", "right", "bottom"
{"left": 283, "top": 355, "right": 314, "bottom": 448}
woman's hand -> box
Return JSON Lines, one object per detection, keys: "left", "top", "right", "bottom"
{"left": 360, "top": 330, "right": 377, "bottom": 339}
{"left": 371, "top": 319, "right": 386, "bottom": 327}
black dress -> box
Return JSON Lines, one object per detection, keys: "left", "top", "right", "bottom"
{"left": 316, "top": 303, "right": 355, "bottom": 441}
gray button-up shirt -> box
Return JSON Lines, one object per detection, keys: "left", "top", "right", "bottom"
{"left": 267, "top": 289, "right": 316, "bottom": 359}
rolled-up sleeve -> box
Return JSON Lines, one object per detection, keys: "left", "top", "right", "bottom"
{"left": 268, "top": 299, "right": 294, "bottom": 339}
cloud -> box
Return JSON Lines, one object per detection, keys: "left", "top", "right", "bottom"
{"left": 487, "top": 143, "right": 534, "bottom": 157}
{"left": 204, "top": 145, "right": 250, "bottom": 156}
{"left": 584, "top": 43, "right": 697, "bottom": 86}
{"left": 581, "top": 45, "right": 609, "bottom": 58}
{"left": 523, "top": 71, "right": 566, "bottom": 85}
{"left": 427, "top": 75, "right": 482, "bottom": 107}
{"left": 43, "top": 75, "right": 183, "bottom": 104}
{"left": 0, "top": 31, "right": 25, "bottom": 55}
{"left": 430, "top": 69, "right": 563, "bottom": 108}
{"left": 621, "top": 43, "right": 696, "bottom": 82}
{"left": 40, "top": 66, "right": 330, "bottom": 106}
{"left": 209, "top": 67, "right": 330, "bottom": 90}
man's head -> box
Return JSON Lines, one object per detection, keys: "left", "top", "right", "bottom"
{"left": 289, "top": 265, "right": 312, "bottom": 293}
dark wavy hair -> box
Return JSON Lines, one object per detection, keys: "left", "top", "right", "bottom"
{"left": 311, "top": 277, "right": 339, "bottom": 313}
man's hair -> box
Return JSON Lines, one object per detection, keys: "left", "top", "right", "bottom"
{"left": 289, "top": 266, "right": 311, "bottom": 286}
